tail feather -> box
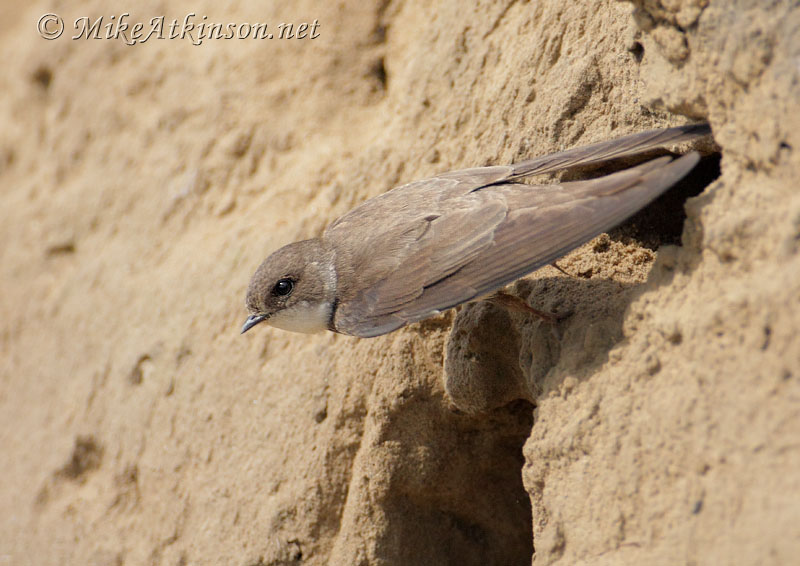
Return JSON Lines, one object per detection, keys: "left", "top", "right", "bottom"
{"left": 508, "top": 123, "right": 710, "bottom": 180}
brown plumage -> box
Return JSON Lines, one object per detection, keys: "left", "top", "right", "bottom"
{"left": 242, "top": 123, "right": 710, "bottom": 338}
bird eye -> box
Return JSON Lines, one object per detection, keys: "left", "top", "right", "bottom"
{"left": 272, "top": 278, "right": 294, "bottom": 296}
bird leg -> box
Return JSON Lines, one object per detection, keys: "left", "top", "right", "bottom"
{"left": 491, "top": 291, "right": 569, "bottom": 324}
{"left": 550, "top": 261, "right": 574, "bottom": 277}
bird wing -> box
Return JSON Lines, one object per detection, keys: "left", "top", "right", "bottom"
{"left": 500, "top": 122, "right": 709, "bottom": 180}
{"left": 332, "top": 152, "right": 700, "bottom": 337}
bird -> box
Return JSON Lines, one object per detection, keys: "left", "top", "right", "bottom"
{"left": 241, "top": 123, "right": 711, "bottom": 338}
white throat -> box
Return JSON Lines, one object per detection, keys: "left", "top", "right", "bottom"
{"left": 267, "top": 300, "right": 333, "bottom": 334}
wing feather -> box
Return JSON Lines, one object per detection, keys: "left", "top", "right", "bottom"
{"left": 335, "top": 153, "right": 699, "bottom": 337}
{"left": 504, "top": 123, "right": 710, "bottom": 180}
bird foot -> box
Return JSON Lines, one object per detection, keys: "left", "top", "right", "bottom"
{"left": 492, "top": 291, "right": 571, "bottom": 324}
{"left": 550, "top": 261, "right": 575, "bottom": 278}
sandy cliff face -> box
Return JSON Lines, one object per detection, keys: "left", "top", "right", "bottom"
{"left": 1, "top": 0, "right": 798, "bottom": 565}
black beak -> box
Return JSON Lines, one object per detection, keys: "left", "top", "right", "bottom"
{"left": 241, "top": 314, "right": 267, "bottom": 334}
